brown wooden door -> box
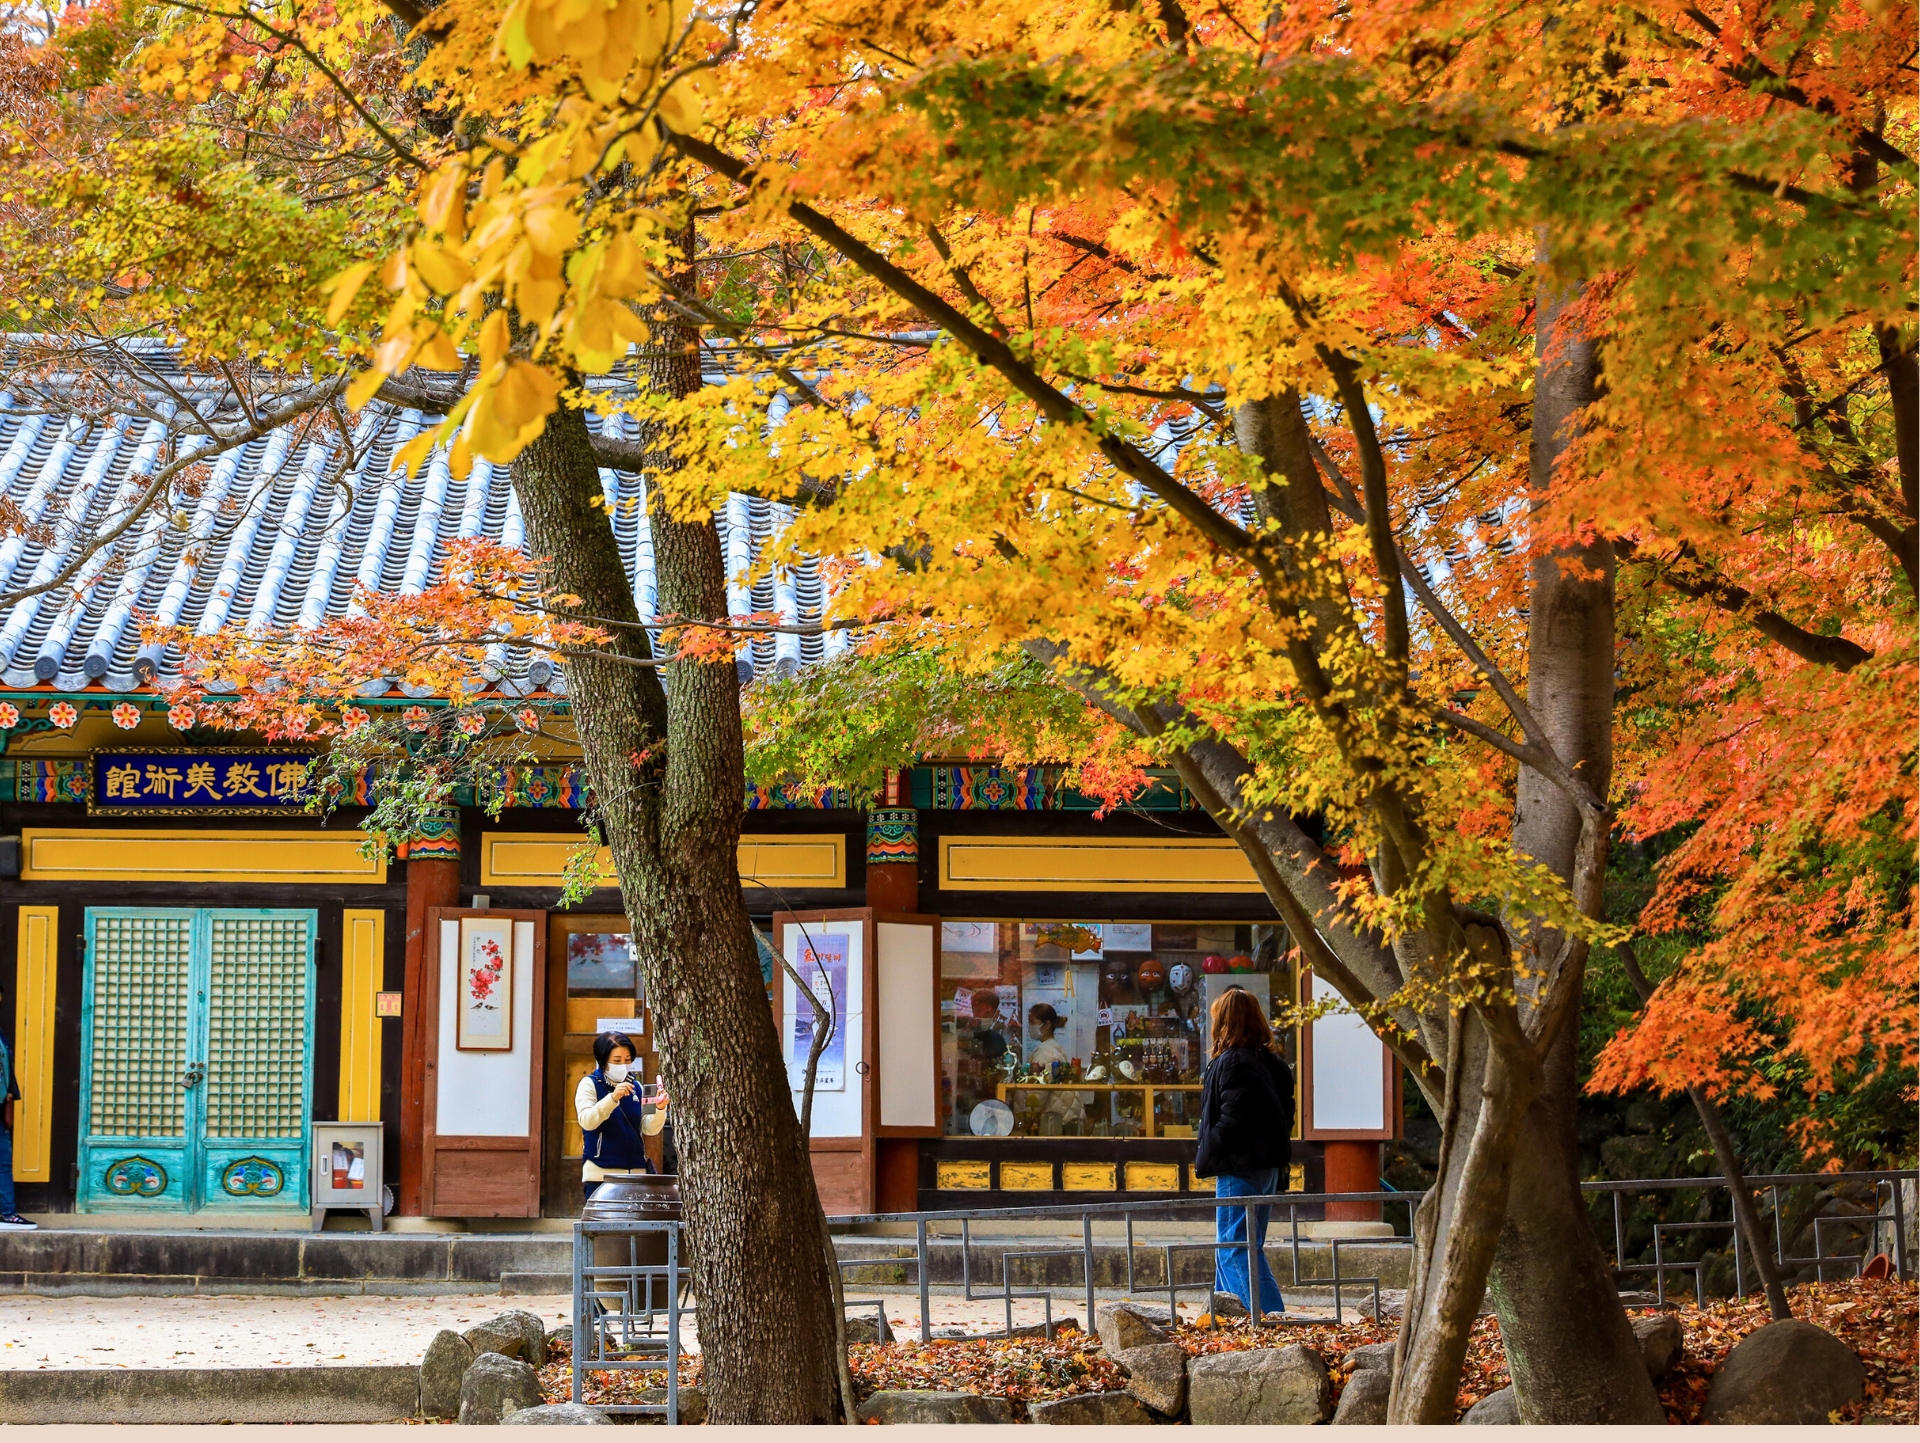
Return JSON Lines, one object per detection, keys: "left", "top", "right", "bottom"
{"left": 422, "top": 908, "right": 547, "bottom": 1217}
{"left": 543, "top": 914, "right": 657, "bottom": 1217}
{"left": 771, "top": 909, "right": 878, "bottom": 1215}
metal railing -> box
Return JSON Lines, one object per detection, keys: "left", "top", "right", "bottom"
{"left": 570, "top": 1217, "right": 690, "bottom": 1423}
{"left": 825, "top": 1167, "right": 1916, "bottom": 1344}
{"left": 566, "top": 1168, "right": 1915, "bottom": 1423}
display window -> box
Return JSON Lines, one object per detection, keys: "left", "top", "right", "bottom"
{"left": 938, "top": 920, "right": 1299, "bottom": 1139}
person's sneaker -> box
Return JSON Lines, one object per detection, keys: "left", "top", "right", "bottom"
{"left": 0, "top": 1214, "right": 37, "bottom": 1231}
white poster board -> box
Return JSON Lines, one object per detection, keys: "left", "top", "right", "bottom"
{"left": 435, "top": 918, "right": 537, "bottom": 1136}
{"left": 1307, "top": 971, "right": 1390, "bottom": 1133}
{"left": 876, "top": 921, "right": 938, "bottom": 1132}
{"left": 781, "top": 918, "right": 865, "bottom": 1138}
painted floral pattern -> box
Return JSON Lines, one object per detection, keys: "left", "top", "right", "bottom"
{"left": 167, "top": 704, "right": 195, "bottom": 730}
{"left": 458, "top": 711, "right": 486, "bottom": 737}
{"left": 111, "top": 702, "right": 141, "bottom": 729}
{"left": 469, "top": 937, "right": 505, "bottom": 1009}
{"left": 0, "top": 703, "right": 19, "bottom": 729}
{"left": 340, "top": 706, "right": 370, "bottom": 733}
{"left": 403, "top": 705, "right": 431, "bottom": 731}
{"left": 49, "top": 702, "right": 78, "bottom": 728}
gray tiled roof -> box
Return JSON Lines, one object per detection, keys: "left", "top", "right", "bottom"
{"left": 0, "top": 379, "right": 841, "bottom": 695}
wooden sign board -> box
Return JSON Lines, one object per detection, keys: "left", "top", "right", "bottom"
{"left": 1300, "top": 969, "right": 1399, "bottom": 1141}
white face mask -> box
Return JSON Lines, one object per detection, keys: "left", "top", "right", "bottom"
{"left": 606, "top": 1063, "right": 630, "bottom": 1083}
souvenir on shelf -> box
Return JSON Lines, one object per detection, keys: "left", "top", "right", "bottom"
{"left": 1135, "top": 957, "right": 1166, "bottom": 992}
{"left": 1227, "top": 953, "right": 1256, "bottom": 973}
{"left": 1201, "top": 953, "right": 1230, "bottom": 974}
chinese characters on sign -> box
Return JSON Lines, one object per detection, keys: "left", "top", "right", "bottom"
{"left": 90, "top": 750, "right": 316, "bottom": 815}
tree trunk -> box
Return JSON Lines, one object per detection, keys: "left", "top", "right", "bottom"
{"left": 1486, "top": 273, "right": 1664, "bottom": 1424}
{"left": 511, "top": 395, "right": 842, "bottom": 1423}
{"left": 1390, "top": 1016, "right": 1542, "bottom": 1423}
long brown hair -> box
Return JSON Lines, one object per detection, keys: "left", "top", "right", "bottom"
{"left": 1209, "top": 986, "right": 1273, "bottom": 1056}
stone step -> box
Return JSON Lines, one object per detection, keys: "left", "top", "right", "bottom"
{"left": 0, "top": 1230, "right": 571, "bottom": 1297}
{"left": 1, "top": 1227, "right": 1411, "bottom": 1297}
{"left": 0, "top": 1366, "right": 420, "bottom": 1424}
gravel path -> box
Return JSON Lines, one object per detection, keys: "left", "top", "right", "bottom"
{"left": 0, "top": 1294, "right": 573, "bottom": 1370}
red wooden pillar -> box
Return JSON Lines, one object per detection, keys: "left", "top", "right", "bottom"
{"left": 397, "top": 812, "right": 462, "bottom": 1217}
{"left": 1322, "top": 1140, "right": 1383, "bottom": 1222}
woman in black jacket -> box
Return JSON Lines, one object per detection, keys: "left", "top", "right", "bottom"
{"left": 1194, "top": 986, "right": 1294, "bottom": 1314}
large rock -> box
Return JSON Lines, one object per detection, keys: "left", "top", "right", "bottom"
{"left": 1461, "top": 1386, "right": 1518, "bottom": 1424}
{"left": 1207, "top": 1291, "right": 1249, "bottom": 1320}
{"left": 502, "top": 1403, "right": 611, "bottom": 1425}
{"left": 857, "top": 1391, "right": 1015, "bottom": 1424}
{"left": 1344, "top": 1341, "right": 1397, "bottom": 1375}
{"left": 1188, "top": 1346, "right": 1332, "bottom": 1425}
{"left": 491, "top": 1309, "right": 551, "bottom": 1368}
{"left": 635, "top": 1387, "right": 707, "bottom": 1424}
{"left": 1332, "top": 1367, "right": 1391, "bottom": 1426}
{"left": 458, "top": 1352, "right": 546, "bottom": 1426}
{"left": 1112, "top": 1343, "right": 1188, "bottom": 1417}
{"left": 1703, "top": 1320, "right": 1865, "bottom": 1425}
{"left": 462, "top": 1319, "right": 526, "bottom": 1362}
{"left": 1631, "top": 1313, "right": 1684, "bottom": 1379}
{"left": 843, "top": 1312, "right": 895, "bottom": 1344}
{"left": 421, "top": 1329, "right": 476, "bottom": 1421}
{"left": 1095, "top": 1303, "right": 1171, "bottom": 1355}
{"left": 1028, "top": 1392, "right": 1155, "bottom": 1425}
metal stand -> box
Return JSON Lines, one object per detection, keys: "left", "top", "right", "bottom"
{"left": 573, "top": 1217, "right": 691, "bottom": 1422}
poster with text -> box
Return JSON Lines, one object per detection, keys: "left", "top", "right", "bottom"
{"left": 790, "top": 932, "right": 849, "bottom": 1091}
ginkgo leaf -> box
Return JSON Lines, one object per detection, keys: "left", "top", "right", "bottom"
{"left": 478, "top": 310, "right": 513, "bottom": 371}
{"left": 656, "top": 74, "right": 703, "bottom": 134}
{"left": 413, "top": 243, "right": 475, "bottom": 296}
{"left": 320, "top": 262, "right": 377, "bottom": 325}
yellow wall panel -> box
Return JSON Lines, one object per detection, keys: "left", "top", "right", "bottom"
{"left": 11, "top": 907, "right": 57, "bottom": 1183}
{"left": 21, "top": 830, "right": 385, "bottom": 884}
{"left": 935, "top": 1160, "right": 991, "bottom": 1190}
{"left": 337, "top": 910, "right": 385, "bottom": 1122}
{"left": 939, "top": 837, "right": 1262, "bottom": 893}
{"left": 1124, "top": 1162, "right": 1180, "bottom": 1192}
{"left": 480, "top": 833, "right": 846, "bottom": 889}
{"left": 999, "top": 1161, "right": 1055, "bottom": 1191}
{"left": 1187, "top": 1170, "right": 1215, "bottom": 1193}
{"left": 1062, "top": 1162, "right": 1117, "bottom": 1191}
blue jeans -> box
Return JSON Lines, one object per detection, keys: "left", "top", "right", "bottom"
{"left": 1214, "top": 1169, "right": 1284, "bottom": 1314}
{"left": 0, "top": 1129, "right": 14, "bottom": 1216}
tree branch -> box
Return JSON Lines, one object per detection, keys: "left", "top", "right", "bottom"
{"left": 1620, "top": 541, "right": 1874, "bottom": 671}
{"left": 672, "top": 133, "right": 1262, "bottom": 562}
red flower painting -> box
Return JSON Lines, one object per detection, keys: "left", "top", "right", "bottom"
{"left": 469, "top": 938, "right": 505, "bottom": 1009}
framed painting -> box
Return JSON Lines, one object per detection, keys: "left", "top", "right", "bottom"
{"left": 456, "top": 915, "right": 516, "bottom": 1051}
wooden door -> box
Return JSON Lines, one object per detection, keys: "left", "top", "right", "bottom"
{"left": 422, "top": 908, "right": 547, "bottom": 1216}
{"left": 543, "top": 915, "right": 654, "bottom": 1217}
{"left": 79, "top": 908, "right": 314, "bottom": 1214}
{"left": 771, "top": 909, "right": 877, "bottom": 1215}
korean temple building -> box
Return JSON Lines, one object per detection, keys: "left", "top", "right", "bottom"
{"left": 0, "top": 371, "right": 1397, "bottom": 1224}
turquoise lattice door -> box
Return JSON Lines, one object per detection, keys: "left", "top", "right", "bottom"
{"left": 79, "top": 909, "right": 315, "bottom": 1213}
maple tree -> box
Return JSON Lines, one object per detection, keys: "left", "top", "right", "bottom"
{"left": 2, "top": 0, "right": 1913, "bottom": 1425}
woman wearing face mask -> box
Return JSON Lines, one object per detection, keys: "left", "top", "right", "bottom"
{"left": 576, "top": 1031, "right": 669, "bottom": 1199}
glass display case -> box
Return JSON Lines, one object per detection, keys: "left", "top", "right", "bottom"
{"left": 939, "top": 919, "right": 1298, "bottom": 1139}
